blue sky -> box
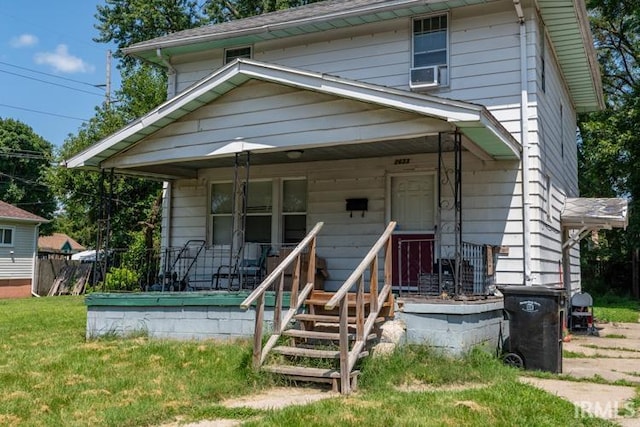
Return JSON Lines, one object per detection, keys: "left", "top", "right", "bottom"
{"left": 1, "top": 1, "right": 120, "bottom": 150}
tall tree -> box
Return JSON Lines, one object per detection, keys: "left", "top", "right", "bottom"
{"left": 204, "top": 0, "right": 322, "bottom": 23}
{"left": 0, "top": 118, "right": 55, "bottom": 231}
{"left": 578, "top": 0, "right": 640, "bottom": 293}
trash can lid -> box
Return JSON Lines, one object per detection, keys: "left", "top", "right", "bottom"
{"left": 497, "top": 285, "right": 566, "bottom": 296}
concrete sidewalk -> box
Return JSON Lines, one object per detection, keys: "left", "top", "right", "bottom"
{"left": 521, "top": 322, "right": 640, "bottom": 426}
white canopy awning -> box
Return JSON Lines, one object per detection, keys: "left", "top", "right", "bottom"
{"left": 561, "top": 198, "right": 628, "bottom": 250}
{"left": 562, "top": 198, "right": 628, "bottom": 230}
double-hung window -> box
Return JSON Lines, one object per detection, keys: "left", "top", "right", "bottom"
{"left": 282, "top": 179, "right": 307, "bottom": 244}
{"left": 0, "top": 227, "right": 14, "bottom": 246}
{"left": 411, "top": 14, "right": 449, "bottom": 88}
{"left": 210, "top": 179, "right": 307, "bottom": 245}
{"left": 210, "top": 180, "right": 273, "bottom": 244}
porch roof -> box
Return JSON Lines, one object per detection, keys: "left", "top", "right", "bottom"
{"left": 64, "top": 59, "right": 520, "bottom": 177}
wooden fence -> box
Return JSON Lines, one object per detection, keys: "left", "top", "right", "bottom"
{"left": 35, "top": 258, "right": 92, "bottom": 296}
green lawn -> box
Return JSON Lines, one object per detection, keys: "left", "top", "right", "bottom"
{"left": 0, "top": 296, "right": 617, "bottom": 426}
{"left": 593, "top": 294, "right": 640, "bottom": 323}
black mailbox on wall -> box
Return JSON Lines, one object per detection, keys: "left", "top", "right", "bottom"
{"left": 346, "top": 198, "right": 368, "bottom": 217}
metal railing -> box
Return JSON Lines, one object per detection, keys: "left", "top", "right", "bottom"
{"left": 395, "top": 238, "right": 495, "bottom": 297}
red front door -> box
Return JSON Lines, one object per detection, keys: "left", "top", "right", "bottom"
{"left": 392, "top": 234, "right": 434, "bottom": 291}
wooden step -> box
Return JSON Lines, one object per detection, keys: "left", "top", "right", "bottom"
{"left": 295, "top": 313, "right": 386, "bottom": 324}
{"left": 272, "top": 346, "right": 369, "bottom": 359}
{"left": 282, "top": 329, "right": 377, "bottom": 341}
{"left": 262, "top": 365, "right": 361, "bottom": 392}
{"left": 263, "top": 364, "right": 360, "bottom": 380}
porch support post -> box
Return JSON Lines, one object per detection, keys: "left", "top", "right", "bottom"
{"left": 454, "top": 131, "right": 462, "bottom": 295}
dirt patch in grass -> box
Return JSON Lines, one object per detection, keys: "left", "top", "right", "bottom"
{"left": 221, "top": 386, "right": 338, "bottom": 410}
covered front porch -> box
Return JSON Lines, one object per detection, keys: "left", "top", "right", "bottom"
{"left": 66, "top": 59, "right": 521, "bottom": 300}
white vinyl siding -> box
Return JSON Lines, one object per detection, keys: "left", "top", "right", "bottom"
{"left": 107, "top": 81, "right": 451, "bottom": 168}
{"left": 0, "top": 221, "right": 37, "bottom": 279}
{"left": 169, "top": 152, "right": 525, "bottom": 289}
{"left": 530, "top": 11, "right": 580, "bottom": 287}
{"left": 171, "top": 3, "right": 522, "bottom": 113}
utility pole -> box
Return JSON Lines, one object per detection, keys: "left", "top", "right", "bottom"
{"left": 105, "top": 49, "right": 112, "bottom": 107}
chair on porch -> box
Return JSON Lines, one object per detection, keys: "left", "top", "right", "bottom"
{"left": 213, "top": 243, "right": 270, "bottom": 290}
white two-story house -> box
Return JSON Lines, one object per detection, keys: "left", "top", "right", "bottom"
{"left": 67, "top": 0, "right": 608, "bottom": 297}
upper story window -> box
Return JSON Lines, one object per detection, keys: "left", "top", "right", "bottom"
{"left": 0, "top": 227, "right": 14, "bottom": 247}
{"left": 224, "top": 46, "right": 252, "bottom": 64}
{"left": 411, "top": 14, "right": 449, "bottom": 89}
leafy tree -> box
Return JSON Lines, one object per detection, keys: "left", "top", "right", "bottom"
{"left": 204, "top": 0, "right": 322, "bottom": 23}
{"left": 94, "top": 0, "right": 205, "bottom": 66}
{"left": 50, "top": 107, "right": 162, "bottom": 250}
{"left": 579, "top": 0, "right": 640, "bottom": 293}
{"left": 0, "top": 118, "right": 55, "bottom": 232}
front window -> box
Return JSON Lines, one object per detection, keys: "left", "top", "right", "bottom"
{"left": 0, "top": 227, "right": 14, "bottom": 246}
{"left": 210, "top": 179, "right": 307, "bottom": 245}
{"left": 411, "top": 14, "right": 449, "bottom": 88}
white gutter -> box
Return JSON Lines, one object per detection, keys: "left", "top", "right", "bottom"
{"left": 515, "top": 0, "right": 532, "bottom": 285}
{"left": 156, "top": 48, "right": 177, "bottom": 98}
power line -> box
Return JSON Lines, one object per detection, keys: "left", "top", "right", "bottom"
{"left": 0, "top": 103, "right": 88, "bottom": 122}
{"left": 0, "top": 68, "right": 104, "bottom": 97}
{"left": 0, "top": 60, "right": 102, "bottom": 88}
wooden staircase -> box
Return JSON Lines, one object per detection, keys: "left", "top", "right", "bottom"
{"left": 240, "top": 221, "right": 397, "bottom": 394}
{"left": 263, "top": 290, "right": 393, "bottom": 392}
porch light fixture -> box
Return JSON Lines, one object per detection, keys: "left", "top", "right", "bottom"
{"left": 286, "top": 150, "right": 303, "bottom": 160}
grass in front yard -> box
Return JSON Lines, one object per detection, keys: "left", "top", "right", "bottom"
{"left": 0, "top": 296, "right": 271, "bottom": 426}
{"left": 246, "top": 347, "right": 614, "bottom": 427}
{"left": 0, "top": 297, "right": 619, "bottom": 426}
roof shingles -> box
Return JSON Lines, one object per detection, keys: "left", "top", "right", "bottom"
{"left": 0, "top": 200, "right": 47, "bottom": 223}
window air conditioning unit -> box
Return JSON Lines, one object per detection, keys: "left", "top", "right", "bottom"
{"left": 410, "top": 65, "right": 439, "bottom": 89}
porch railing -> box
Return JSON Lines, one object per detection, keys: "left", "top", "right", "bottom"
{"left": 395, "top": 238, "right": 496, "bottom": 297}
{"left": 240, "top": 222, "right": 324, "bottom": 369}
{"left": 324, "top": 221, "right": 396, "bottom": 395}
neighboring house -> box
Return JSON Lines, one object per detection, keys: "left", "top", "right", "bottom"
{"left": 0, "top": 200, "right": 48, "bottom": 298}
{"left": 66, "top": 0, "right": 615, "bottom": 296}
{"left": 38, "top": 233, "right": 86, "bottom": 259}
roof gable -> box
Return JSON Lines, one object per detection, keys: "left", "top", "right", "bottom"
{"left": 64, "top": 59, "right": 520, "bottom": 175}
{"left": 0, "top": 200, "right": 47, "bottom": 223}
{"left": 38, "top": 233, "right": 86, "bottom": 253}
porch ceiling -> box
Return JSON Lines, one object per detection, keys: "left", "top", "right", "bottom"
{"left": 124, "top": 135, "right": 461, "bottom": 177}
{"left": 64, "top": 59, "right": 521, "bottom": 179}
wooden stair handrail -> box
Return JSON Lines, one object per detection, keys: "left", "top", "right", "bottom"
{"left": 240, "top": 222, "right": 324, "bottom": 309}
{"left": 239, "top": 221, "right": 324, "bottom": 369}
{"left": 325, "top": 221, "right": 396, "bottom": 310}
{"left": 324, "top": 221, "right": 396, "bottom": 394}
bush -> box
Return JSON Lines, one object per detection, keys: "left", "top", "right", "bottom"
{"left": 100, "top": 267, "right": 140, "bottom": 292}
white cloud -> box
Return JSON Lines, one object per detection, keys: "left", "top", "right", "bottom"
{"left": 10, "top": 34, "right": 39, "bottom": 48}
{"left": 34, "top": 44, "right": 95, "bottom": 74}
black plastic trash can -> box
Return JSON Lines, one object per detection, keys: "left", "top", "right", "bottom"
{"left": 499, "top": 285, "right": 566, "bottom": 373}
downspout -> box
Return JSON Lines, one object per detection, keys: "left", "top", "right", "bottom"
{"left": 31, "top": 223, "right": 40, "bottom": 297}
{"left": 514, "top": 0, "right": 532, "bottom": 285}
{"left": 156, "top": 48, "right": 177, "bottom": 98}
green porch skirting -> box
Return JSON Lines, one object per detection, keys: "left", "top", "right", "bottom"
{"left": 85, "top": 292, "right": 290, "bottom": 340}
